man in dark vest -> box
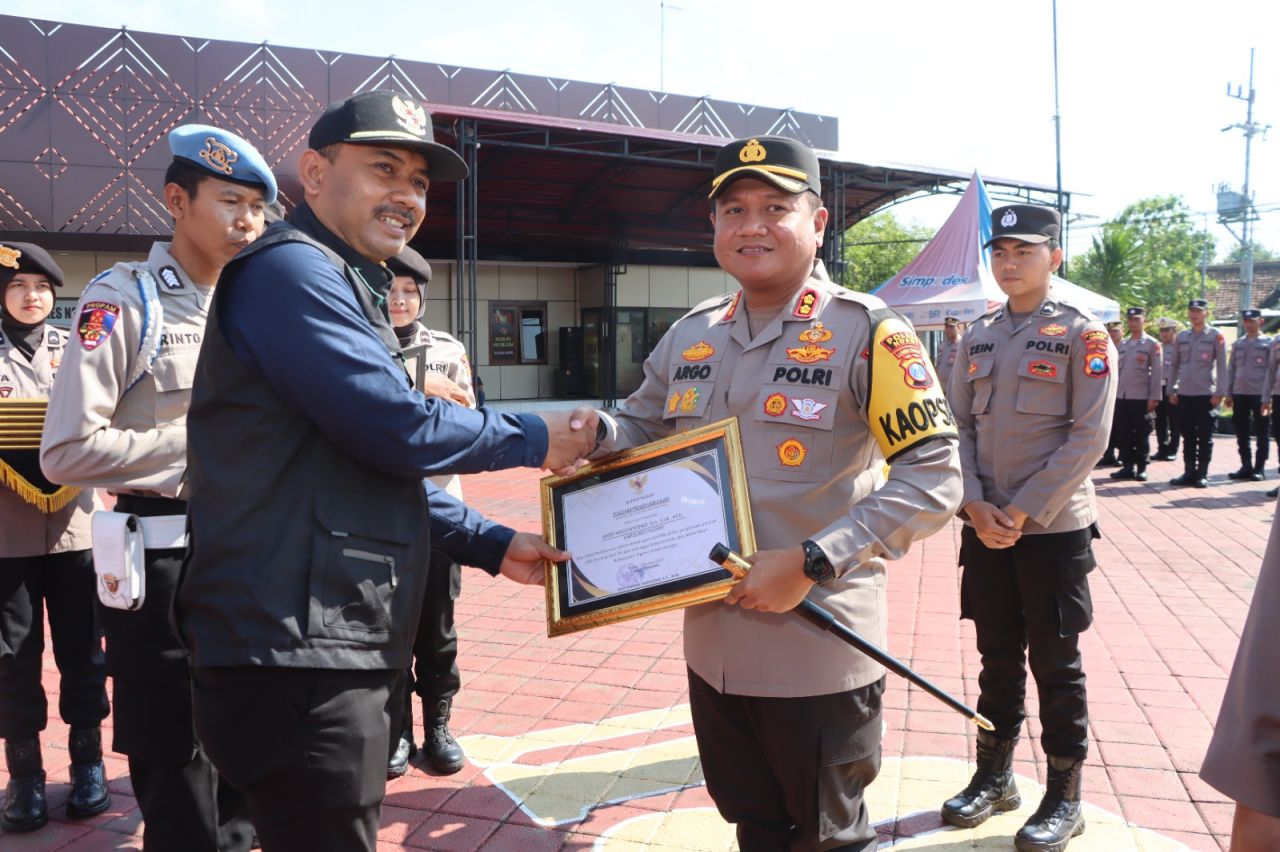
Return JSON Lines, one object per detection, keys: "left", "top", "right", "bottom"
{"left": 175, "top": 91, "right": 595, "bottom": 852}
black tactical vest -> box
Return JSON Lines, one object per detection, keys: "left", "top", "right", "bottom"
{"left": 175, "top": 224, "right": 431, "bottom": 671}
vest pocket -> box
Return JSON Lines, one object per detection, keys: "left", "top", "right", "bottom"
{"left": 309, "top": 494, "right": 413, "bottom": 641}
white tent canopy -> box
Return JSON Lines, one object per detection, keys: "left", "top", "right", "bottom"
{"left": 871, "top": 173, "right": 1119, "bottom": 328}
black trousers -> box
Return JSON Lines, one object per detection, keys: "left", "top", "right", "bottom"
{"left": 193, "top": 666, "right": 394, "bottom": 852}
{"left": 1272, "top": 396, "right": 1280, "bottom": 470}
{"left": 688, "top": 669, "right": 884, "bottom": 851}
{"left": 1233, "top": 394, "right": 1270, "bottom": 469}
{"left": 102, "top": 494, "right": 252, "bottom": 851}
{"left": 959, "top": 525, "right": 1095, "bottom": 760}
{"left": 0, "top": 549, "right": 108, "bottom": 739}
{"left": 1177, "top": 395, "right": 1217, "bottom": 475}
{"left": 1114, "top": 398, "right": 1154, "bottom": 470}
{"left": 389, "top": 550, "right": 461, "bottom": 750}
{"left": 1156, "top": 388, "right": 1180, "bottom": 456}
{"left": 1103, "top": 413, "right": 1121, "bottom": 460}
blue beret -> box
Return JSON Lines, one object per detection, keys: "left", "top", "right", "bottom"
{"left": 167, "top": 124, "right": 277, "bottom": 204}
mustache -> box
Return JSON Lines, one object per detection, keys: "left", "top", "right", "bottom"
{"left": 374, "top": 204, "right": 418, "bottom": 228}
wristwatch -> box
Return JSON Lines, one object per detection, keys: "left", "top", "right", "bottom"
{"left": 801, "top": 539, "right": 835, "bottom": 586}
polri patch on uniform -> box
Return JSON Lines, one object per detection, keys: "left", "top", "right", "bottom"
{"left": 879, "top": 329, "right": 933, "bottom": 390}
{"left": 1028, "top": 359, "right": 1058, "bottom": 378}
{"left": 798, "top": 322, "right": 833, "bottom": 343}
{"left": 682, "top": 341, "right": 714, "bottom": 362}
{"left": 1084, "top": 352, "right": 1109, "bottom": 377}
{"left": 1081, "top": 329, "right": 1108, "bottom": 345}
{"left": 763, "top": 392, "right": 787, "bottom": 417}
{"left": 777, "top": 437, "right": 808, "bottom": 467}
{"left": 1039, "top": 324, "right": 1067, "bottom": 336}
{"left": 793, "top": 289, "right": 819, "bottom": 318}
{"left": 158, "top": 266, "right": 183, "bottom": 290}
{"left": 785, "top": 343, "right": 836, "bottom": 364}
{"left": 77, "top": 301, "right": 120, "bottom": 351}
{"left": 790, "top": 397, "right": 828, "bottom": 421}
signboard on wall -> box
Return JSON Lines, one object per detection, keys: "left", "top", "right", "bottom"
{"left": 48, "top": 297, "right": 80, "bottom": 329}
{"left": 489, "top": 306, "right": 518, "bottom": 364}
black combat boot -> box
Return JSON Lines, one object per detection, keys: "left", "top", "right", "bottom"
{"left": 1109, "top": 467, "right": 1134, "bottom": 480}
{"left": 66, "top": 726, "right": 111, "bottom": 818}
{"left": 1014, "top": 755, "right": 1085, "bottom": 852}
{"left": 1228, "top": 464, "right": 1253, "bottom": 480}
{"left": 1133, "top": 465, "right": 1148, "bottom": 482}
{"left": 2, "top": 736, "right": 48, "bottom": 833}
{"left": 423, "top": 697, "right": 466, "bottom": 775}
{"left": 940, "top": 731, "right": 1021, "bottom": 828}
{"left": 386, "top": 730, "right": 416, "bottom": 779}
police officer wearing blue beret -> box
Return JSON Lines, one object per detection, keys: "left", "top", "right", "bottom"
{"left": 42, "top": 124, "right": 276, "bottom": 851}
{"left": 173, "top": 91, "right": 595, "bottom": 851}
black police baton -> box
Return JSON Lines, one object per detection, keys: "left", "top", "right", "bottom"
{"left": 709, "top": 543, "right": 994, "bottom": 732}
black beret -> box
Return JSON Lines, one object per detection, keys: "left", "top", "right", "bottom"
{"left": 0, "top": 241, "right": 64, "bottom": 288}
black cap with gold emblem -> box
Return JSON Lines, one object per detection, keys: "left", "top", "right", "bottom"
{"left": 0, "top": 241, "right": 64, "bottom": 289}
{"left": 309, "top": 91, "right": 469, "bottom": 182}
{"left": 984, "top": 204, "right": 1061, "bottom": 248}
{"left": 708, "top": 135, "right": 821, "bottom": 199}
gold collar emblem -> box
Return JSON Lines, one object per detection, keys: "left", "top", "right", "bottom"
{"left": 198, "top": 138, "right": 239, "bottom": 176}
{"left": 798, "top": 322, "right": 832, "bottom": 343}
{"left": 738, "top": 139, "right": 767, "bottom": 163}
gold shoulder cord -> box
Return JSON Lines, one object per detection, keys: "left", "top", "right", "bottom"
{"left": 0, "top": 399, "right": 81, "bottom": 513}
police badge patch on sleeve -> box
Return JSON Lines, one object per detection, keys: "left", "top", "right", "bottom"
{"left": 77, "top": 301, "right": 120, "bottom": 351}
{"left": 866, "top": 310, "right": 957, "bottom": 461}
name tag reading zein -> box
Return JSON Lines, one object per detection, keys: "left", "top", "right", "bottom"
{"left": 541, "top": 417, "right": 756, "bottom": 637}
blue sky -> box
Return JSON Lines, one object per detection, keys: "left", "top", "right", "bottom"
{"left": 2, "top": 0, "right": 1279, "bottom": 257}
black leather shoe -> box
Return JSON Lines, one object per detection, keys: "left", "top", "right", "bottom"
{"left": 2, "top": 737, "right": 48, "bottom": 833}
{"left": 1170, "top": 473, "right": 1197, "bottom": 486}
{"left": 423, "top": 698, "right": 466, "bottom": 775}
{"left": 1228, "top": 466, "right": 1253, "bottom": 480}
{"left": 1094, "top": 455, "right": 1119, "bottom": 468}
{"left": 1268, "top": 487, "right": 1279, "bottom": 498}
{"left": 1014, "top": 755, "right": 1085, "bottom": 851}
{"left": 65, "top": 726, "right": 110, "bottom": 819}
{"left": 387, "top": 731, "right": 416, "bottom": 779}
{"left": 1193, "top": 477, "right": 1209, "bottom": 489}
{"left": 941, "top": 732, "right": 1021, "bottom": 829}
{"left": 1109, "top": 467, "right": 1134, "bottom": 480}
{"left": 1252, "top": 471, "right": 1266, "bottom": 482}
{"left": 1151, "top": 452, "right": 1176, "bottom": 462}
{"left": 1133, "top": 469, "right": 1148, "bottom": 481}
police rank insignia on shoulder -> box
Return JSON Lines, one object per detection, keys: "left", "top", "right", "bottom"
{"left": 682, "top": 341, "right": 715, "bottom": 362}
{"left": 77, "top": 301, "right": 120, "bottom": 351}
{"left": 793, "top": 289, "right": 819, "bottom": 318}
{"left": 720, "top": 292, "right": 741, "bottom": 323}
{"left": 866, "top": 312, "right": 957, "bottom": 461}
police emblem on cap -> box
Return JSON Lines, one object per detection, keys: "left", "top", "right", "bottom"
{"left": 392, "top": 95, "right": 428, "bottom": 137}
{"left": 198, "top": 137, "right": 239, "bottom": 176}
{"left": 739, "top": 139, "right": 767, "bottom": 163}
{"left": 0, "top": 245, "right": 20, "bottom": 269}
{"left": 1001, "top": 210, "right": 1017, "bottom": 227}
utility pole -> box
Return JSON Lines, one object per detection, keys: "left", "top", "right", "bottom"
{"left": 1051, "top": 0, "right": 1067, "bottom": 271}
{"left": 659, "top": 1, "right": 683, "bottom": 92}
{"left": 1220, "top": 48, "right": 1270, "bottom": 322}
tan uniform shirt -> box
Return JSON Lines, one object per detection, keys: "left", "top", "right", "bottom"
{"left": 938, "top": 336, "right": 962, "bottom": 384}
{"left": 1264, "top": 338, "right": 1280, "bottom": 399}
{"left": 1116, "top": 333, "right": 1162, "bottom": 401}
{"left": 1, "top": 324, "right": 97, "bottom": 556}
{"left": 1170, "top": 326, "right": 1228, "bottom": 396}
{"left": 948, "top": 292, "right": 1117, "bottom": 535}
{"left": 1162, "top": 339, "right": 1178, "bottom": 390}
{"left": 597, "top": 264, "right": 963, "bottom": 697}
{"left": 41, "top": 243, "right": 210, "bottom": 497}
{"left": 1200, "top": 507, "right": 1280, "bottom": 816}
{"left": 402, "top": 323, "right": 474, "bottom": 500}
{"left": 1228, "top": 334, "right": 1272, "bottom": 396}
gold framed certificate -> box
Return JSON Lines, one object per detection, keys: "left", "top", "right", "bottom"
{"left": 541, "top": 417, "right": 756, "bottom": 637}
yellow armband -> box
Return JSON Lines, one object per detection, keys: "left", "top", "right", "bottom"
{"left": 866, "top": 310, "right": 958, "bottom": 461}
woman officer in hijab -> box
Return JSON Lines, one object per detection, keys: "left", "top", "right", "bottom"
{"left": 0, "top": 242, "right": 110, "bottom": 833}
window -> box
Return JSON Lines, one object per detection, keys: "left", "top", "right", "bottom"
{"left": 489, "top": 302, "right": 547, "bottom": 365}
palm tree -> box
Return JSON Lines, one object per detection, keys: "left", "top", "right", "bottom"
{"left": 1073, "top": 226, "right": 1144, "bottom": 304}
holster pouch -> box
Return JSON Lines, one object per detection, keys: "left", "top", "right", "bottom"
{"left": 92, "top": 511, "right": 147, "bottom": 611}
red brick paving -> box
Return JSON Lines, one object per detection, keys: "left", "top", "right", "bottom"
{"left": 2, "top": 435, "right": 1271, "bottom": 849}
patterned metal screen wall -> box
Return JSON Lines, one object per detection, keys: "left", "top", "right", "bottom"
{"left": 0, "top": 15, "right": 837, "bottom": 238}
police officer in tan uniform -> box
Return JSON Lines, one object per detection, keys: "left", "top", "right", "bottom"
{"left": 1169, "top": 298, "right": 1228, "bottom": 488}
{"left": 384, "top": 247, "right": 475, "bottom": 778}
{"left": 1263, "top": 333, "right": 1280, "bottom": 497}
{"left": 939, "top": 316, "right": 964, "bottom": 383}
{"left": 1225, "top": 308, "right": 1271, "bottom": 481}
{"left": 1152, "top": 318, "right": 1181, "bottom": 461}
{"left": 1095, "top": 322, "right": 1124, "bottom": 468}
{"left": 944, "top": 204, "right": 1115, "bottom": 852}
{"left": 0, "top": 244, "right": 109, "bottom": 833}
{"left": 1111, "top": 307, "right": 1161, "bottom": 481}
{"left": 1200, "top": 508, "right": 1280, "bottom": 851}
{"left": 576, "top": 136, "right": 963, "bottom": 850}
{"left": 40, "top": 125, "right": 275, "bottom": 852}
